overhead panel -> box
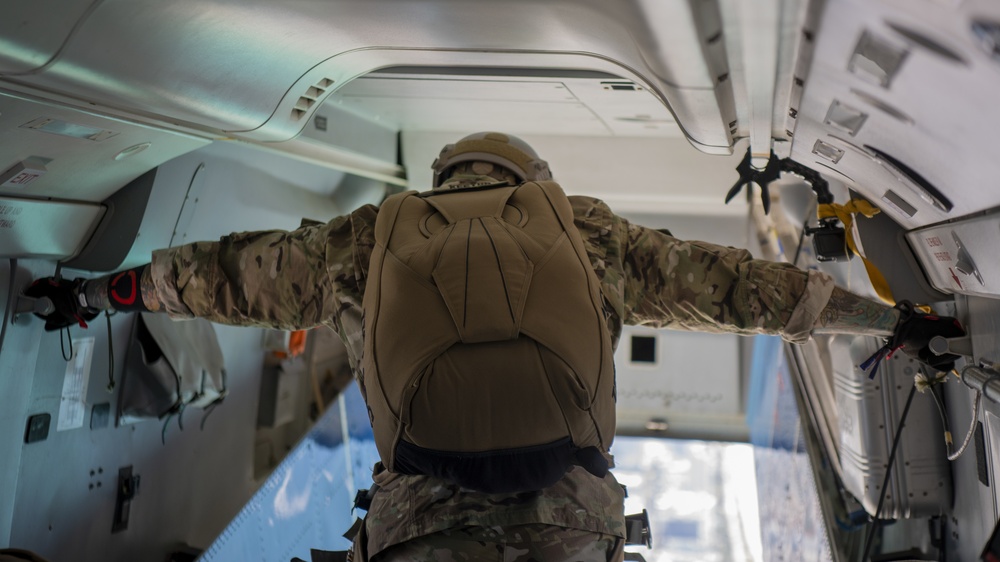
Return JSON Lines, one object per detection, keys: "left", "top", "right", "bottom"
{"left": 789, "top": 0, "right": 1000, "bottom": 229}
{"left": 0, "top": 90, "right": 210, "bottom": 203}
{"left": 0, "top": 0, "right": 734, "bottom": 151}
{"left": 332, "top": 77, "right": 583, "bottom": 136}
{"left": 328, "top": 72, "right": 681, "bottom": 138}
{"left": 564, "top": 78, "right": 682, "bottom": 137}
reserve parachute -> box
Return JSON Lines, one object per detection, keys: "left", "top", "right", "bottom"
{"left": 360, "top": 180, "right": 616, "bottom": 493}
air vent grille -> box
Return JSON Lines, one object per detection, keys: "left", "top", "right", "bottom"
{"left": 601, "top": 81, "right": 642, "bottom": 92}
{"left": 291, "top": 77, "right": 336, "bottom": 120}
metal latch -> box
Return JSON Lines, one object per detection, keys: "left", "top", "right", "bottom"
{"left": 112, "top": 466, "right": 141, "bottom": 533}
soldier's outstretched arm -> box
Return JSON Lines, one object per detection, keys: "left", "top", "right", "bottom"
{"left": 82, "top": 264, "right": 164, "bottom": 312}
{"left": 620, "top": 221, "right": 835, "bottom": 342}
{"left": 811, "top": 286, "right": 898, "bottom": 337}
{"left": 618, "top": 220, "right": 965, "bottom": 369}
{"left": 29, "top": 208, "right": 374, "bottom": 331}
{"left": 620, "top": 221, "right": 956, "bottom": 341}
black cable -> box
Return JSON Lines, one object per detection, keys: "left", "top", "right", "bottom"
{"left": 861, "top": 383, "right": 919, "bottom": 561}
{"left": 60, "top": 326, "right": 74, "bottom": 361}
{"left": 0, "top": 258, "right": 17, "bottom": 358}
{"left": 792, "top": 217, "right": 808, "bottom": 267}
{"left": 928, "top": 387, "right": 952, "bottom": 457}
{"left": 791, "top": 198, "right": 819, "bottom": 267}
{"left": 104, "top": 310, "right": 116, "bottom": 392}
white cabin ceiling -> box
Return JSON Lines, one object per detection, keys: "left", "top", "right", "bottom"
{"left": 329, "top": 70, "right": 683, "bottom": 137}
{"left": 0, "top": 0, "right": 742, "bottom": 152}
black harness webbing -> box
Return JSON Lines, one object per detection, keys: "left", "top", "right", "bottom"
{"left": 290, "top": 550, "right": 348, "bottom": 562}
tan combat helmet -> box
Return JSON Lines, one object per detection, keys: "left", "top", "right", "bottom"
{"left": 431, "top": 131, "right": 552, "bottom": 187}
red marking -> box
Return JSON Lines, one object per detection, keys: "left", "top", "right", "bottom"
{"left": 948, "top": 268, "right": 963, "bottom": 289}
{"left": 111, "top": 270, "right": 137, "bottom": 305}
{"left": 9, "top": 172, "right": 41, "bottom": 185}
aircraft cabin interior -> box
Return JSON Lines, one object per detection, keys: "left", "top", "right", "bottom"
{"left": 1, "top": 0, "right": 1000, "bottom": 561}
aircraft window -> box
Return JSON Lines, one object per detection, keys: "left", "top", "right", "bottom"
{"left": 881, "top": 189, "right": 917, "bottom": 218}
{"left": 848, "top": 31, "right": 908, "bottom": 88}
{"left": 631, "top": 335, "right": 657, "bottom": 364}
{"left": 823, "top": 100, "right": 868, "bottom": 137}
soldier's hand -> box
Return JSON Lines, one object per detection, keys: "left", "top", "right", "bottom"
{"left": 23, "top": 277, "right": 99, "bottom": 331}
{"left": 893, "top": 301, "right": 965, "bottom": 372}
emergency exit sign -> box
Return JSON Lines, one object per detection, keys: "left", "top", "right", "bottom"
{"left": 1, "top": 158, "right": 48, "bottom": 188}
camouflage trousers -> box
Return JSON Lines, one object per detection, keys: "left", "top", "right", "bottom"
{"left": 371, "top": 524, "right": 624, "bottom": 562}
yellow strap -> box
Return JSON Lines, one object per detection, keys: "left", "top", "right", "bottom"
{"left": 817, "top": 200, "right": 895, "bottom": 305}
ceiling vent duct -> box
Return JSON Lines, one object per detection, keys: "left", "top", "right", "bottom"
{"left": 291, "top": 78, "right": 336, "bottom": 121}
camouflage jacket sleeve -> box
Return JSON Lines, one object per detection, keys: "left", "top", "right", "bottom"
{"left": 149, "top": 205, "right": 378, "bottom": 332}
{"left": 571, "top": 196, "right": 834, "bottom": 343}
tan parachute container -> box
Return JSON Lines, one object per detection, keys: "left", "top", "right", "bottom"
{"left": 360, "top": 181, "right": 616, "bottom": 493}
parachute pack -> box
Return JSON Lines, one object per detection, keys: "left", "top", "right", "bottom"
{"left": 360, "top": 181, "right": 616, "bottom": 493}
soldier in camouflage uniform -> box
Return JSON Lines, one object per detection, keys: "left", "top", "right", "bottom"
{"left": 30, "top": 132, "right": 959, "bottom": 562}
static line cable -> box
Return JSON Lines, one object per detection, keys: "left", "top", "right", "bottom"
{"left": 915, "top": 371, "right": 953, "bottom": 456}
{"left": 861, "top": 382, "right": 918, "bottom": 561}
{"left": 948, "top": 390, "right": 981, "bottom": 461}
{"left": 928, "top": 386, "right": 952, "bottom": 457}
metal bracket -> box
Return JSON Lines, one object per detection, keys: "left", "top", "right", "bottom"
{"left": 12, "top": 295, "right": 53, "bottom": 323}
{"left": 726, "top": 153, "right": 833, "bottom": 215}
{"left": 624, "top": 509, "right": 652, "bottom": 548}
{"left": 959, "top": 365, "right": 1000, "bottom": 405}
{"left": 929, "top": 335, "right": 974, "bottom": 358}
